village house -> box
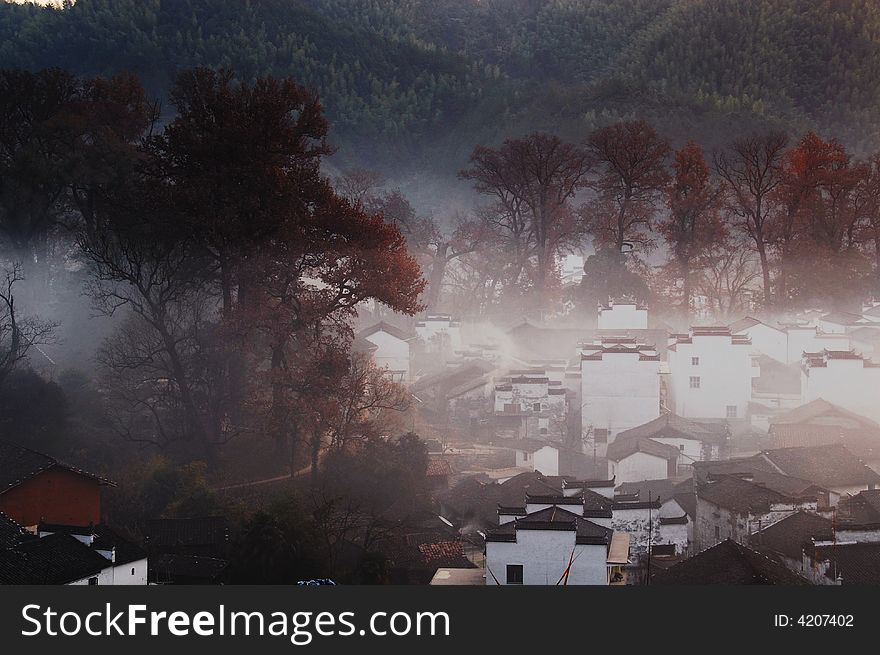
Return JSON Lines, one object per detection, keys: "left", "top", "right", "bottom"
{"left": 606, "top": 437, "right": 681, "bottom": 483}
{"left": 0, "top": 515, "right": 147, "bottom": 586}
{"left": 783, "top": 323, "right": 851, "bottom": 364}
{"left": 767, "top": 399, "right": 880, "bottom": 471}
{"left": 356, "top": 321, "right": 415, "bottom": 383}
{"left": 415, "top": 315, "right": 462, "bottom": 355}
{"left": 580, "top": 337, "right": 663, "bottom": 456}
{"left": 484, "top": 505, "right": 625, "bottom": 585}
{"left": 410, "top": 359, "right": 496, "bottom": 431}
{"left": 836, "top": 489, "right": 880, "bottom": 542}
{"left": 652, "top": 539, "right": 809, "bottom": 585}
{"left": 749, "top": 355, "right": 803, "bottom": 430}
{"left": 667, "top": 326, "right": 754, "bottom": 421}
{"left": 495, "top": 439, "right": 600, "bottom": 479}
{"left": 730, "top": 316, "right": 788, "bottom": 363}
{"left": 816, "top": 311, "right": 871, "bottom": 335}
{"left": 611, "top": 412, "right": 730, "bottom": 470}
{"left": 694, "top": 474, "right": 819, "bottom": 552}
{"left": 801, "top": 349, "right": 880, "bottom": 424}
{"left": 493, "top": 370, "right": 568, "bottom": 441}
{"left": 759, "top": 443, "right": 880, "bottom": 498}
{"left": 615, "top": 478, "right": 695, "bottom": 556}
{"left": 597, "top": 299, "right": 648, "bottom": 330}
{"left": 0, "top": 441, "right": 112, "bottom": 528}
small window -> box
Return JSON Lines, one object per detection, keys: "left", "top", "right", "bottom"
{"left": 726, "top": 405, "right": 738, "bottom": 418}
{"left": 714, "top": 526, "right": 720, "bottom": 541}
{"left": 691, "top": 356, "right": 700, "bottom": 366}
{"left": 689, "top": 376, "right": 701, "bottom": 389}
{"left": 506, "top": 564, "right": 524, "bottom": 585}
{"left": 679, "top": 444, "right": 685, "bottom": 451}
{"left": 533, "top": 402, "right": 541, "bottom": 412}
{"left": 88, "top": 577, "right": 99, "bottom": 586}
{"left": 595, "top": 428, "right": 608, "bottom": 444}
{"left": 131, "top": 568, "right": 135, "bottom": 576}
{"left": 539, "top": 427, "right": 548, "bottom": 435}
{"left": 523, "top": 452, "right": 530, "bottom": 461}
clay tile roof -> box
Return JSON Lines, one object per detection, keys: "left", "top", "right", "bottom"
{"left": 653, "top": 539, "right": 809, "bottom": 585}
{"left": 0, "top": 441, "right": 113, "bottom": 493}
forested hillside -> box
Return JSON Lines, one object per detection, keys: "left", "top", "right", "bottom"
{"left": 3, "top": 0, "right": 880, "bottom": 178}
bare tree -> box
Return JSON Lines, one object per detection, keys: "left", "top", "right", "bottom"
{"left": 694, "top": 239, "right": 762, "bottom": 322}
{"left": 0, "top": 263, "right": 56, "bottom": 389}
{"left": 714, "top": 132, "right": 788, "bottom": 307}
{"left": 585, "top": 120, "right": 671, "bottom": 253}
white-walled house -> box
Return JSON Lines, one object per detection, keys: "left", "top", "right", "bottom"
{"left": 729, "top": 317, "right": 787, "bottom": 363}
{"left": 784, "top": 324, "right": 850, "bottom": 364}
{"left": 667, "top": 327, "right": 754, "bottom": 420}
{"left": 416, "top": 315, "right": 462, "bottom": 354}
{"left": 580, "top": 338, "right": 663, "bottom": 457}
{"left": 357, "top": 322, "right": 414, "bottom": 383}
{"left": 494, "top": 371, "right": 567, "bottom": 441}
{"left": 694, "top": 475, "right": 818, "bottom": 552}
{"left": 606, "top": 438, "right": 680, "bottom": 483}
{"left": 801, "top": 349, "right": 880, "bottom": 424}
{"left": 597, "top": 300, "right": 648, "bottom": 330}
{"left": 611, "top": 413, "right": 729, "bottom": 469}
{"left": 484, "top": 505, "right": 619, "bottom": 585}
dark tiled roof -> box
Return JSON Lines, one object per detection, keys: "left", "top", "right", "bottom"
{"left": 653, "top": 539, "right": 810, "bottom": 585}
{"left": 693, "top": 455, "right": 779, "bottom": 483}
{"left": 37, "top": 523, "right": 147, "bottom": 566}
{"left": 762, "top": 444, "right": 880, "bottom": 488}
{"left": 0, "top": 441, "right": 112, "bottom": 493}
{"left": 0, "top": 512, "right": 28, "bottom": 550}
{"left": 673, "top": 492, "right": 697, "bottom": 519}
{"left": 615, "top": 413, "right": 728, "bottom": 444}
{"left": 150, "top": 554, "right": 228, "bottom": 582}
{"left": 606, "top": 437, "right": 680, "bottom": 463}
{"left": 615, "top": 478, "right": 689, "bottom": 504}
{"left": 357, "top": 321, "right": 413, "bottom": 342}
{"left": 838, "top": 490, "right": 880, "bottom": 529}
{"left": 755, "top": 511, "right": 833, "bottom": 560}
{"left": 698, "top": 476, "right": 799, "bottom": 514}
{"left": 145, "top": 516, "right": 227, "bottom": 550}
{"left": 772, "top": 399, "right": 879, "bottom": 429}
{"left": 0, "top": 533, "right": 110, "bottom": 585}
{"left": 767, "top": 424, "right": 880, "bottom": 460}
{"left": 809, "top": 542, "right": 880, "bottom": 584}
{"left": 729, "top": 316, "right": 764, "bottom": 333}
{"left": 485, "top": 506, "right": 612, "bottom": 546}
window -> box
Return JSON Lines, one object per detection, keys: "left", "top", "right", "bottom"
{"left": 533, "top": 402, "right": 542, "bottom": 412}
{"left": 595, "top": 428, "right": 608, "bottom": 444}
{"left": 506, "top": 564, "right": 524, "bottom": 585}
{"left": 691, "top": 356, "right": 700, "bottom": 366}
{"left": 679, "top": 444, "right": 685, "bottom": 451}
{"left": 523, "top": 452, "right": 530, "bottom": 461}
{"left": 539, "top": 427, "right": 548, "bottom": 435}
{"left": 131, "top": 568, "right": 135, "bottom": 576}
{"left": 714, "top": 526, "right": 720, "bottom": 542}
{"left": 88, "top": 577, "right": 99, "bottom": 586}
{"left": 726, "top": 405, "right": 738, "bottom": 418}
{"left": 689, "top": 376, "right": 701, "bottom": 389}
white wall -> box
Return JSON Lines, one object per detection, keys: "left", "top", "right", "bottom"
{"left": 802, "top": 359, "right": 880, "bottom": 424}
{"left": 533, "top": 446, "right": 560, "bottom": 476}
{"left": 668, "top": 335, "right": 752, "bottom": 419}
{"left": 609, "top": 451, "right": 669, "bottom": 484}
{"left": 363, "top": 330, "right": 410, "bottom": 381}
{"left": 598, "top": 303, "right": 648, "bottom": 330}
{"left": 486, "top": 530, "right": 608, "bottom": 585}
{"left": 738, "top": 323, "right": 787, "bottom": 363}
{"left": 582, "top": 352, "right": 661, "bottom": 455}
